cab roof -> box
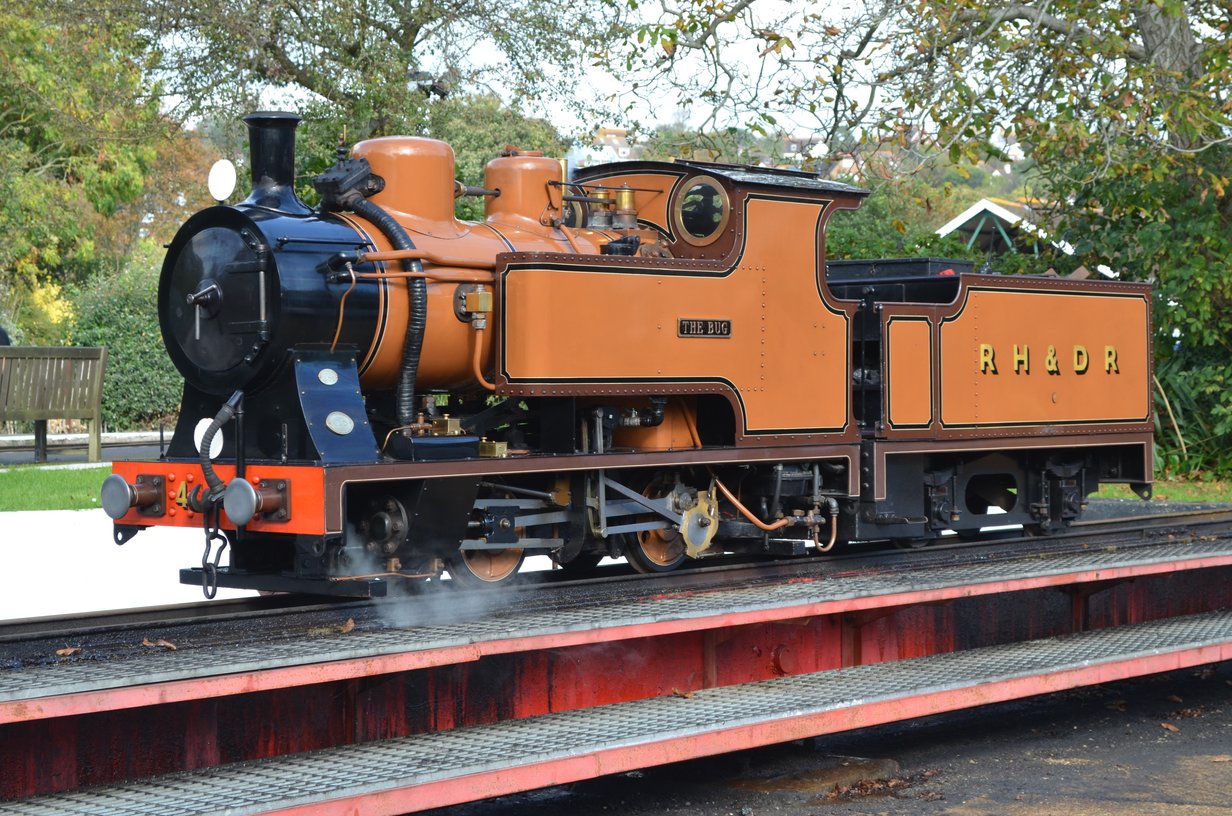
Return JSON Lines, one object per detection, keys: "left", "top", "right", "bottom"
{"left": 575, "top": 159, "right": 868, "bottom": 198}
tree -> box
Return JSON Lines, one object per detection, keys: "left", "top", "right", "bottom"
{"left": 62, "top": 0, "right": 618, "bottom": 139}
{"left": 0, "top": 4, "right": 174, "bottom": 341}
{"left": 71, "top": 240, "right": 184, "bottom": 429}
{"left": 42, "top": 0, "right": 611, "bottom": 222}
{"left": 1054, "top": 138, "right": 1232, "bottom": 475}
{"left": 616, "top": 1, "right": 1232, "bottom": 474}
{"left": 616, "top": 2, "right": 1229, "bottom": 172}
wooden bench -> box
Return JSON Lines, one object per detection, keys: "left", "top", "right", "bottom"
{"left": 0, "top": 347, "right": 108, "bottom": 462}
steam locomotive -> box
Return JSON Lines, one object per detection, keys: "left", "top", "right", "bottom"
{"left": 101, "top": 112, "right": 1154, "bottom": 596}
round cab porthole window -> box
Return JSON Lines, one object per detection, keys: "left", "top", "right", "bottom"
{"left": 672, "top": 176, "right": 730, "bottom": 246}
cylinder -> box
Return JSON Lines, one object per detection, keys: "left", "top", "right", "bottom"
{"left": 355, "top": 137, "right": 458, "bottom": 223}
{"left": 589, "top": 191, "right": 614, "bottom": 229}
{"left": 485, "top": 155, "right": 564, "bottom": 227}
{"left": 613, "top": 185, "right": 638, "bottom": 229}
{"left": 241, "top": 111, "right": 309, "bottom": 214}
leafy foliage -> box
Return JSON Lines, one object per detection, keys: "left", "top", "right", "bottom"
{"left": 825, "top": 164, "right": 1000, "bottom": 264}
{"left": 0, "top": 143, "right": 100, "bottom": 342}
{"left": 1049, "top": 141, "right": 1232, "bottom": 475}
{"left": 826, "top": 193, "right": 978, "bottom": 265}
{"left": 64, "top": 0, "right": 616, "bottom": 132}
{"left": 0, "top": 4, "right": 174, "bottom": 342}
{"left": 70, "top": 242, "right": 182, "bottom": 429}
{"left": 613, "top": 2, "right": 1231, "bottom": 169}
{"left": 614, "top": 0, "right": 1232, "bottom": 474}
{"left": 0, "top": 11, "right": 161, "bottom": 216}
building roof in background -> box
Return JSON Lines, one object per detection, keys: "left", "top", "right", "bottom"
{"left": 934, "top": 197, "right": 1123, "bottom": 278}
{"left": 935, "top": 197, "right": 1052, "bottom": 254}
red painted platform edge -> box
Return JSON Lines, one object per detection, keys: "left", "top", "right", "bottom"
{"left": 254, "top": 640, "right": 1232, "bottom": 816}
{"left": 4, "top": 553, "right": 1231, "bottom": 725}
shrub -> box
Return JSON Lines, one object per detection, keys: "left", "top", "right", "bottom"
{"left": 71, "top": 241, "right": 181, "bottom": 429}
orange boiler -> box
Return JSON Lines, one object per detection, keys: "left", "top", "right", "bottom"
{"left": 336, "top": 137, "right": 616, "bottom": 391}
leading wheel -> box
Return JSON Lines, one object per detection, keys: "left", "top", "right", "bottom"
{"left": 446, "top": 548, "right": 524, "bottom": 588}
{"left": 624, "top": 528, "right": 686, "bottom": 573}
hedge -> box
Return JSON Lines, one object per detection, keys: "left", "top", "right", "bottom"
{"left": 71, "top": 244, "right": 182, "bottom": 429}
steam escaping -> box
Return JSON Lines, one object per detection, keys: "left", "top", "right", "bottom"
{"left": 337, "top": 520, "right": 528, "bottom": 630}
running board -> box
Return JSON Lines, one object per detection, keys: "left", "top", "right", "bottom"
{"left": 178, "top": 567, "right": 389, "bottom": 598}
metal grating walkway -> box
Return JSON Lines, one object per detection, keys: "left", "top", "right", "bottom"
{"left": 3, "top": 610, "right": 1230, "bottom": 816}
{"left": 3, "top": 537, "right": 1232, "bottom": 704}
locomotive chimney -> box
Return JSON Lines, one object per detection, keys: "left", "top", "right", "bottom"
{"left": 242, "top": 111, "right": 310, "bottom": 214}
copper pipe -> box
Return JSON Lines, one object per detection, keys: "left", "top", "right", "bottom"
{"left": 682, "top": 403, "right": 703, "bottom": 448}
{"left": 472, "top": 326, "right": 497, "bottom": 391}
{"left": 355, "top": 270, "right": 494, "bottom": 284}
{"left": 713, "top": 477, "right": 791, "bottom": 532}
{"left": 380, "top": 421, "right": 432, "bottom": 451}
{"left": 813, "top": 505, "right": 839, "bottom": 552}
{"left": 332, "top": 571, "right": 437, "bottom": 581}
{"left": 358, "top": 248, "right": 494, "bottom": 270}
{"left": 550, "top": 180, "right": 664, "bottom": 194}
{"left": 329, "top": 264, "right": 358, "bottom": 352}
{"left": 557, "top": 224, "right": 583, "bottom": 254}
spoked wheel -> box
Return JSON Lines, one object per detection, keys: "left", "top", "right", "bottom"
{"left": 624, "top": 527, "right": 686, "bottom": 573}
{"left": 622, "top": 475, "right": 689, "bottom": 574}
{"left": 446, "top": 548, "right": 525, "bottom": 588}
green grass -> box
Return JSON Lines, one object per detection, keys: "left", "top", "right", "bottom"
{"left": 1, "top": 465, "right": 1229, "bottom": 513}
{"left": 1096, "top": 479, "right": 1232, "bottom": 503}
{"left": 0, "top": 464, "right": 110, "bottom": 511}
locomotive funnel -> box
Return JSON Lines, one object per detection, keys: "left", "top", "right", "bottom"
{"left": 242, "top": 111, "right": 310, "bottom": 214}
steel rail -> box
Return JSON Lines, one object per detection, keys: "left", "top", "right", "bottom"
{"left": 0, "top": 594, "right": 360, "bottom": 644}
{"left": 4, "top": 505, "right": 1230, "bottom": 648}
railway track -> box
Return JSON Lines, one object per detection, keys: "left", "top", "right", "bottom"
{"left": 6, "top": 504, "right": 1231, "bottom": 655}
{"left": 0, "top": 594, "right": 333, "bottom": 644}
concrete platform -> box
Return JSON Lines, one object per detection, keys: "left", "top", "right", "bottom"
{"left": 0, "top": 431, "right": 161, "bottom": 465}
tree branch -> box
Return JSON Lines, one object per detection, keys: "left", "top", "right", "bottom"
{"left": 259, "top": 38, "right": 358, "bottom": 105}
{"left": 956, "top": 4, "right": 1149, "bottom": 62}
{"left": 675, "top": 0, "right": 759, "bottom": 50}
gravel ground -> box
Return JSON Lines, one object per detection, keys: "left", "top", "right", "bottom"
{"left": 428, "top": 662, "right": 1232, "bottom": 816}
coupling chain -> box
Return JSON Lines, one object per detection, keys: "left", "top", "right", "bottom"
{"left": 201, "top": 502, "right": 230, "bottom": 599}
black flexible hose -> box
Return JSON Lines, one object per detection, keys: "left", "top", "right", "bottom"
{"left": 349, "top": 197, "right": 425, "bottom": 428}
{"left": 201, "top": 390, "right": 244, "bottom": 501}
